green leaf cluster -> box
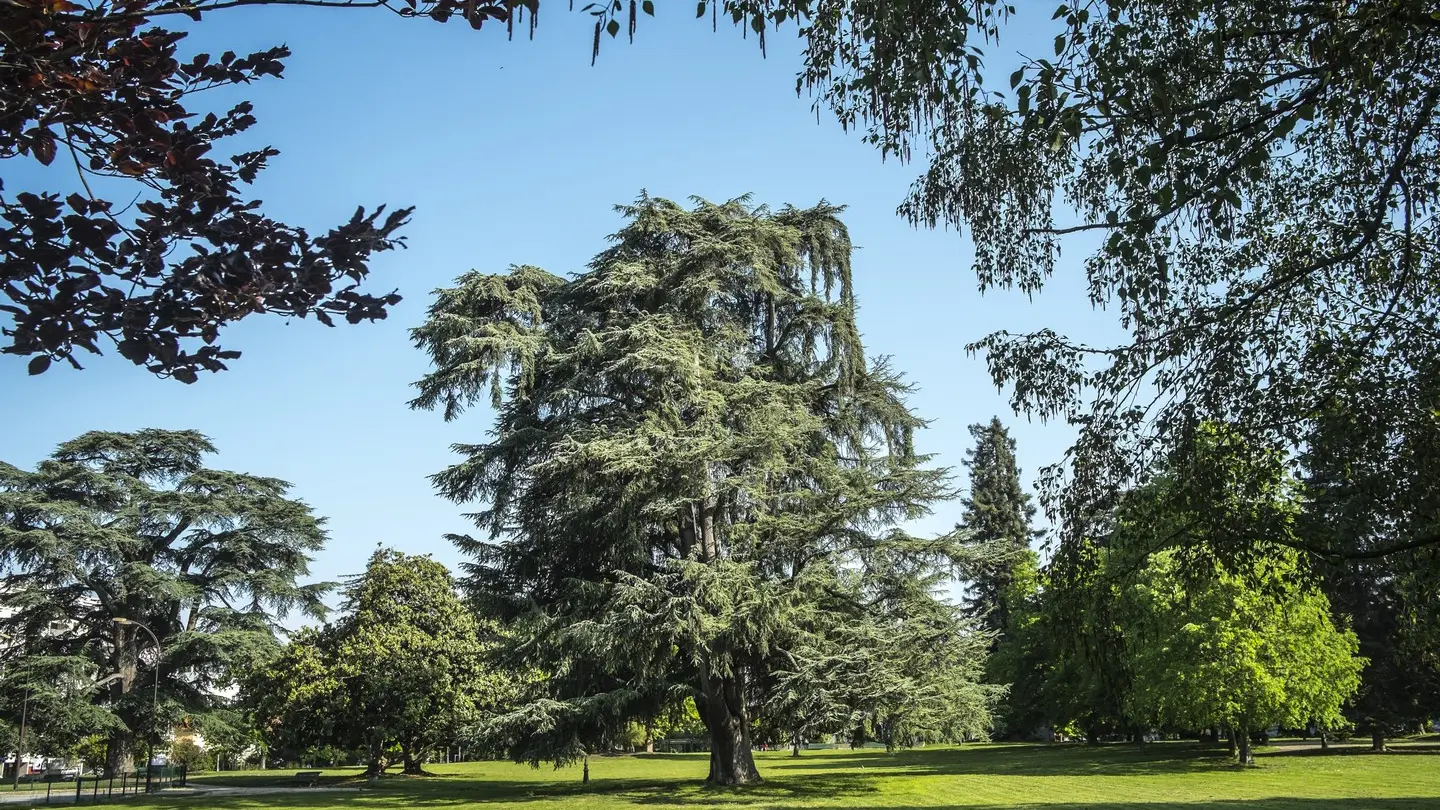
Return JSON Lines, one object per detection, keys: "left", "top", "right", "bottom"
{"left": 244, "top": 550, "right": 509, "bottom": 776}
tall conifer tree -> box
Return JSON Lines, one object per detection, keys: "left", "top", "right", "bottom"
{"left": 959, "top": 418, "right": 1038, "bottom": 638}
{"left": 412, "top": 195, "right": 996, "bottom": 785}
{"left": 0, "top": 430, "right": 327, "bottom": 773}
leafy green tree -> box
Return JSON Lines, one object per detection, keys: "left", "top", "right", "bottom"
{"left": 1036, "top": 540, "right": 1138, "bottom": 744}
{"left": 169, "top": 739, "right": 208, "bottom": 773}
{"left": 0, "top": 656, "right": 121, "bottom": 768}
{"left": 413, "top": 194, "right": 996, "bottom": 785}
{"left": 246, "top": 550, "right": 502, "bottom": 776}
{"left": 1301, "top": 412, "right": 1440, "bottom": 750}
{"left": 1123, "top": 549, "right": 1362, "bottom": 765}
{"left": 981, "top": 550, "right": 1056, "bottom": 739}
{"left": 1056, "top": 428, "right": 1365, "bottom": 763}
{"left": 0, "top": 429, "right": 327, "bottom": 773}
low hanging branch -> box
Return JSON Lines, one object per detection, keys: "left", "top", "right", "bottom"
{"left": 0, "top": 0, "right": 829, "bottom": 380}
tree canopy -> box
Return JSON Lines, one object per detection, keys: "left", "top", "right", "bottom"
{"left": 767, "top": 0, "right": 1440, "bottom": 574}
{"left": 245, "top": 549, "right": 505, "bottom": 775}
{"left": 413, "top": 194, "right": 998, "bottom": 784}
{"left": 1026, "top": 427, "right": 1366, "bottom": 761}
{"left": 0, "top": 429, "right": 328, "bottom": 772}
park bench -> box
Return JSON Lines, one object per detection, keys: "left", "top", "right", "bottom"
{"left": 293, "top": 771, "right": 323, "bottom": 787}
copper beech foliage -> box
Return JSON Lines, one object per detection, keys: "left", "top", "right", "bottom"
{"left": 0, "top": 0, "right": 788, "bottom": 381}
{"left": 1, "top": 0, "right": 667, "bottom": 381}
{"left": 0, "top": 0, "right": 424, "bottom": 381}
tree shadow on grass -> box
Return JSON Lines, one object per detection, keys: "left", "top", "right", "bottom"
{"left": 761, "top": 742, "right": 1242, "bottom": 777}
{"left": 623, "top": 773, "right": 879, "bottom": 807}
{"left": 1267, "top": 745, "right": 1440, "bottom": 758}
{"left": 877, "top": 803, "right": 1440, "bottom": 810}
{"left": 157, "top": 745, "right": 1440, "bottom": 809}
{"left": 149, "top": 776, "right": 1440, "bottom": 810}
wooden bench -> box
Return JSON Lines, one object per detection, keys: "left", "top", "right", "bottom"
{"left": 293, "top": 771, "right": 323, "bottom": 787}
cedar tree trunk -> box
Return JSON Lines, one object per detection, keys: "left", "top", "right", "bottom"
{"left": 107, "top": 628, "right": 140, "bottom": 776}
{"left": 699, "top": 669, "right": 761, "bottom": 785}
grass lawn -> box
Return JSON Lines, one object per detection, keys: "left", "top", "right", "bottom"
{"left": 138, "top": 742, "right": 1440, "bottom": 809}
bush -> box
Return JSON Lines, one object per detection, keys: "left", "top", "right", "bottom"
{"left": 170, "top": 740, "right": 208, "bottom": 773}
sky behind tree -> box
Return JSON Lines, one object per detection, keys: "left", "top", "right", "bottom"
{"left": 0, "top": 5, "right": 1116, "bottom": 601}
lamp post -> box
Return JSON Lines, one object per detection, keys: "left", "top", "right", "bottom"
{"left": 112, "top": 619, "right": 160, "bottom": 794}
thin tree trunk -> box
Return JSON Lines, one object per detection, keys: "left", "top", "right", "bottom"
{"left": 365, "top": 734, "right": 387, "bottom": 779}
{"left": 1371, "top": 726, "right": 1386, "bottom": 752}
{"left": 1236, "top": 727, "right": 1254, "bottom": 766}
{"left": 1227, "top": 728, "right": 1237, "bottom": 757}
{"left": 699, "top": 496, "right": 720, "bottom": 561}
{"left": 1320, "top": 730, "right": 1329, "bottom": 751}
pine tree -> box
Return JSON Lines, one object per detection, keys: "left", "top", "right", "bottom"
{"left": 959, "top": 418, "right": 1039, "bottom": 638}
{"left": 412, "top": 194, "right": 997, "bottom": 785}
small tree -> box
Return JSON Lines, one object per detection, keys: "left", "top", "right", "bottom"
{"left": 246, "top": 550, "right": 503, "bottom": 776}
{"left": 169, "top": 740, "right": 208, "bottom": 773}
{"left": 1107, "top": 429, "right": 1365, "bottom": 764}
{"left": 1123, "top": 549, "right": 1363, "bottom": 765}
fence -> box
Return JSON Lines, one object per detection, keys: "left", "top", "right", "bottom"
{"left": 3, "top": 765, "right": 186, "bottom": 805}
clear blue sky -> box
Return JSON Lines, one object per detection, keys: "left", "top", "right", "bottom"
{"left": 1, "top": 5, "right": 1116, "bottom": 604}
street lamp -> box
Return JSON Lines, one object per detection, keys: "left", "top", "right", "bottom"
{"left": 112, "top": 619, "right": 160, "bottom": 794}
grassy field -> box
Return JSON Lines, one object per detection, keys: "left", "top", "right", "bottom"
{"left": 132, "top": 742, "right": 1440, "bottom": 810}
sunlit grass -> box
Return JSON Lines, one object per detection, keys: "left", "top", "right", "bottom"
{"left": 125, "top": 741, "right": 1440, "bottom": 809}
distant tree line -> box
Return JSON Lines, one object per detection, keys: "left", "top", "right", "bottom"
{"left": 967, "top": 421, "right": 1438, "bottom": 762}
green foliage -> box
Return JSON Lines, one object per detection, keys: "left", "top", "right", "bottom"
{"left": 413, "top": 194, "right": 998, "bottom": 785}
{"left": 656, "top": 698, "right": 707, "bottom": 741}
{"left": 245, "top": 550, "right": 506, "bottom": 776}
{"left": 0, "top": 429, "right": 327, "bottom": 772}
{"left": 550, "top": 1, "right": 1440, "bottom": 594}
{"left": 770, "top": 0, "right": 1440, "bottom": 586}
{"left": 955, "top": 417, "right": 1044, "bottom": 739}
{"left": 982, "top": 549, "right": 1049, "bottom": 738}
{"left": 1123, "top": 551, "right": 1362, "bottom": 746}
{"left": 960, "top": 417, "right": 1040, "bottom": 637}
{"left": 621, "top": 722, "right": 649, "bottom": 751}
{"left": 1302, "top": 417, "right": 1440, "bottom": 747}
{"left": 1035, "top": 430, "right": 1366, "bottom": 761}
{"left": 170, "top": 739, "right": 209, "bottom": 773}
